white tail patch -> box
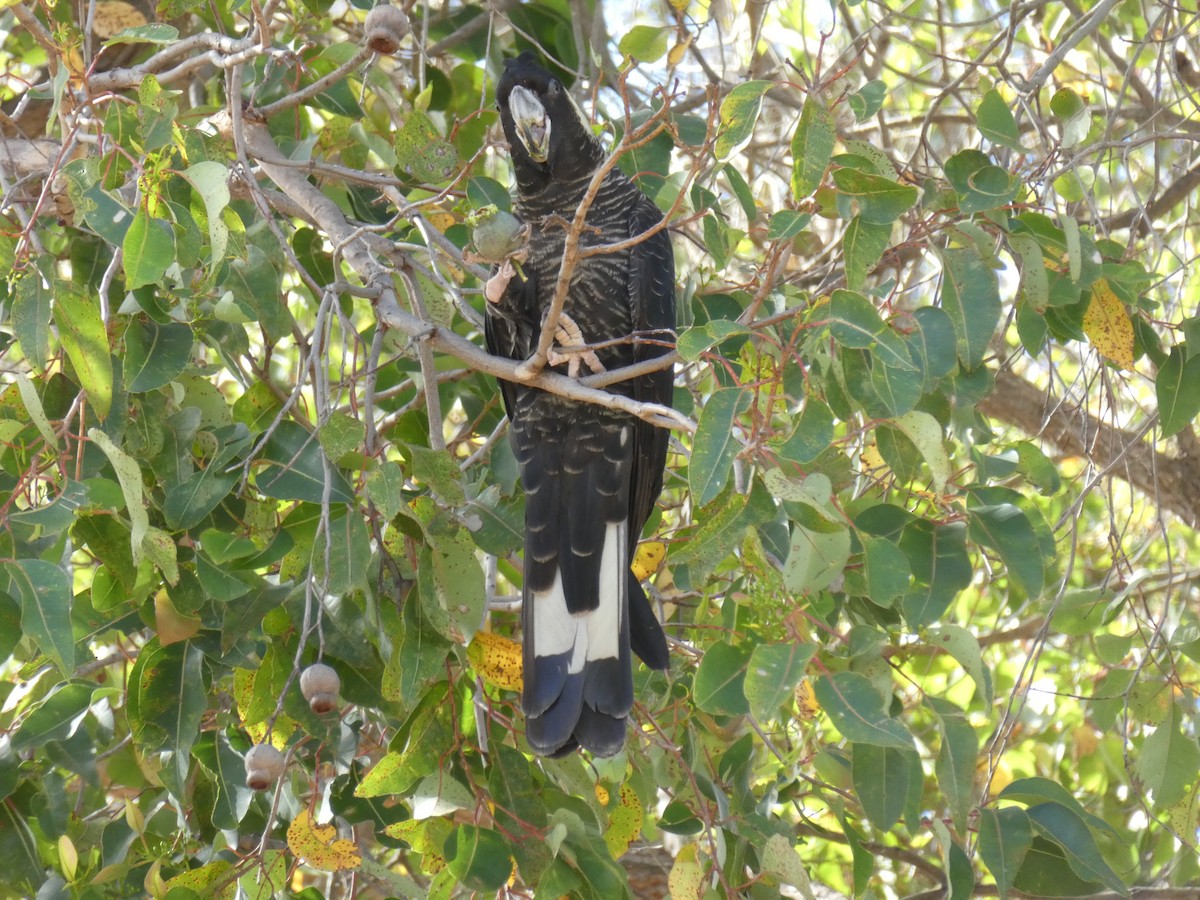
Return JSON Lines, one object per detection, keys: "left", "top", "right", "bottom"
{"left": 587, "top": 521, "right": 626, "bottom": 662}
{"left": 534, "top": 570, "right": 576, "bottom": 651}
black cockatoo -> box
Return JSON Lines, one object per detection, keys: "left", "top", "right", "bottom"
{"left": 484, "top": 52, "right": 675, "bottom": 757}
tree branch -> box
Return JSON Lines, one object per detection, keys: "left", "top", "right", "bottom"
{"left": 232, "top": 112, "right": 694, "bottom": 435}
{"left": 979, "top": 368, "right": 1200, "bottom": 526}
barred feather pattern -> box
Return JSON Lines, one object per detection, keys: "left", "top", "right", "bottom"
{"left": 486, "top": 52, "right": 674, "bottom": 757}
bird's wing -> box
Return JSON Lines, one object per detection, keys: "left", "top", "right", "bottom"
{"left": 483, "top": 264, "right": 538, "bottom": 418}
{"left": 624, "top": 195, "right": 675, "bottom": 672}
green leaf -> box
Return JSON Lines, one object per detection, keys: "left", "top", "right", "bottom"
{"left": 722, "top": 163, "right": 757, "bottom": 220}
{"left": 814, "top": 671, "right": 914, "bottom": 750}
{"left": 1009, "top": 233, "right": 1050, "bottom": 314}
{"left": 409, "top": 445, "right": 466, "bottom": 505}
{"left": 900, "top": 520, "right": 972, "bottom": 628}
{"left": 657, "top": 800, "right": 703, "bottom": 835}
{"left": 907, "top": 305, "right": 960, "bottom": 389}
{"left": 421, "top": 528, "right": 484, "bottom": 643}
{"left": 847, "top": 80, "right": 886, "bottom": 120}
{"left": 766, "top": 209, "right": 812, "bottom": 241}
{"left": 104, "top": 22, "right": 179, "bottom": 43}
{"left": 1025, "top": 803, "right": 1125, "bottom": 893}
{"left": 716, "top": 81, "right": 773, "bottom": 160}
{"left": 860, "top": 535, "right": 910, "bottom": 606}
{"left": 791, "top": 99, "right": 836, "bottom": 200}
{"left": 1156, "top": 345, "right": 1200, "bottom": 437}
{"left": 926, "top": 625, "right": 993, "bottom": 705}
{"left": 783, "top": 521, "right": 850, "bottom": 594}
{"left": 164, "top": 465, "right": 240, "bottom": 532}
{"left": 618, "top": 25, "right": 670, "bottom": 63}
{"left": 743, "top": 642, "right": 816, "bottom": 721}
{"left": 127, "top": 640, "right": 206, "bottom": 796}
{"left": 180, "top": 160, "right": 231, "bottom": 269}
{"left": 693, "top": 641, "right": 752, "bottom": 716}
{"left": 852, "top": 744, "right": 911, "bottom": 829}
{"left": 689, "top": 387, "right": 749, "bottom": 505}
{"left": 843, "top": 215, "right": 891, "bottom": 290}
{"left": 890, "top": 410, "right": 950, "bottom": 492}
{"left": 257, "top": 421, "right": 354, "bottom": 503}
{"left": 55, "top": 288, "right": 114, "bottom": 420}
{"left": 775, "top": 397, "right": 835, "bottom": 464}
{"left": 1050, "top": 88, "right": 1090, "bottom": 147}
{"left": 124, "top": 320, "right": 193, "bottom": 393}
{"left": 1012, "top": 836, "right": 1107, "bottom": 895}
{"left": 0, "top": 591, "right": 20, "bottom": 664}
{"left": 193, "top": 732, "right": 252, "bottom": 830}
{"left": 122, "top": 209, "right": 175, "bottom": 290}
{"left": 934, "top": 708, "right": 978, "bottom": 831}
{"left": 3, "top": 559, "right": 75, "bottom": 673}
{"left": 977, "top": 89, "right": 1024, "bottom": 150}
{"left": 412, "top": 772, "right": 475, "bottom": 820}
{"left": 1133, "top": 698, "right": 1200, "bottom": 806}
{"left": 676, "top": 320, "right": 752, "bottom": 362}
{"left": 832, "top": 168, "right": 918, "bottom": 224}
{"left": 90, "top": 428, "right": 149, "bottom": 567}
{"left": 11, "top": 682, "right": 95, "bottom": 752}
{"left": 12, "top": 274, "right": 53, "bottom": 373}
{"left": 7, "top": 479, "right": 89, "bottom": 536}
{"left": 939, "top": 246, "right": 1001, "bottom": 370}
{"left": 760, "top": 833, "right": 815, "bottom": 892}
{"left": 978, "top": 807, "right": 1033, "bottom": 900}
{"left": 445, "top": 825, "right": 512, "bottom": 892}
{"left": 827, "top": 290, "right": 915, "bottom": 370}
{"left": 467, "top": 176, "right": 511, "bottom": 213}
{"left": 944, "top": 149, "right": 1018, "bottom": 213}
{"left": 967, "top": 503, "right": 1045, "bottom": 598}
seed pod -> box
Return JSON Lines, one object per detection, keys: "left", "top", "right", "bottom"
{"left": 365, "top": 4, "right": 409, "bottom": 55}
{"left": 471, "top": 209, "right": 527, "bottom": 263}
{"left": 300, "top": 662, "right": 341, "bottom": 714}
{"left": 244, "top": 743, "right": 286, "bottom": 791}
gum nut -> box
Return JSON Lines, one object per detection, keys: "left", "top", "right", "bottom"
{"left": 300, "top": 662, "right": 341, "bottom": 714}
{"left": 244, "top": 743, "right": 286, "bottom": 790}
{"left": 365, "top": 4, "right": 409, "bottom": 55}
{"left": 472, "top": 210, "right": 525, "bottom": 263}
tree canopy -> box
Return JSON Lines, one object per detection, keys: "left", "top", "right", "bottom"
{"left": 2, "top": 0, "right": 1200, "bottom": 896}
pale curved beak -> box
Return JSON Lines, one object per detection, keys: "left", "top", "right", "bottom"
{"left": 508, "top": 85, "right": 551, "bottom": 163}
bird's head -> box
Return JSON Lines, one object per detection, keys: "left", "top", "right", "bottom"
{"left": 496, "top": 52, "right": 604, "bottom": 187}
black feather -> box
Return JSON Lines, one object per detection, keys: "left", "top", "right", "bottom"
{"left": 487, "top": 53, "right": 675, "bottom": 757}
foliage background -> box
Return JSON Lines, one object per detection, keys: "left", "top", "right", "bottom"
{"left": 2, "top": 0, "right": 1200, "bottom": 896}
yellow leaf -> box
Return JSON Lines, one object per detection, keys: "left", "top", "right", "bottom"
{"left": 668, "top": 843, "right": 705, "bottom": 899}
{"left": 631, "top": 541, "right": 666, "bottom": 581}
{"left": 286, "top": 810, "right": 362, "bottom": 872}
{"left": 668, "top": 36, "right": 692, "bottom": 67}
{"left": 794, "top": 679, "right": 820, "bottom": 721}
{"left": 1082, "top": 278, "right": 1134, "bottom": 368}
{"left": 594, "top": 783, "right": 610, "bottom": 806}
{"left": 384, "top": 818, "right": 451, "bottom": 874}
{"left": 466, "top": 630, "right": 523, "bottom": 691}
{"left": 235, "top": 667, "right": 296, "bottom": 747}
{"left": 603, "top": 783, "right": 642, "bottom": 859}
{"left": 154, "top": 590, "right": 201, "bottom": 645}
{"left": 92, "top": 0, "right": 148, "bottom": 38}
{"left": 424, "top": 208, "right": 457, "bottom": 232}
{"left": 859, "top": 442, "right": 886, "bottom": 474}
{"left": 164, "top": 860, "right": 237, "bottom": 899}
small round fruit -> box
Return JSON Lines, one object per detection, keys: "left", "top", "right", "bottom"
{"left": 471, "top": 209, "right": 527, "bottom": 263}
{"left": 364, "top": 4, "right": 409, "bottom": 55}
{"left": 244, "top": 743, "right": 286, "bottom": 791}
{"left": 300, "top": 662, "right": 341, "bottom": 714}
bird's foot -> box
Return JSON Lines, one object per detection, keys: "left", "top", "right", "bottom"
{"left": 548, "top": 312, "right": 607, "bottom": 377}
{"left": 484, "top": 259, "right": 516, "bottom": 304}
